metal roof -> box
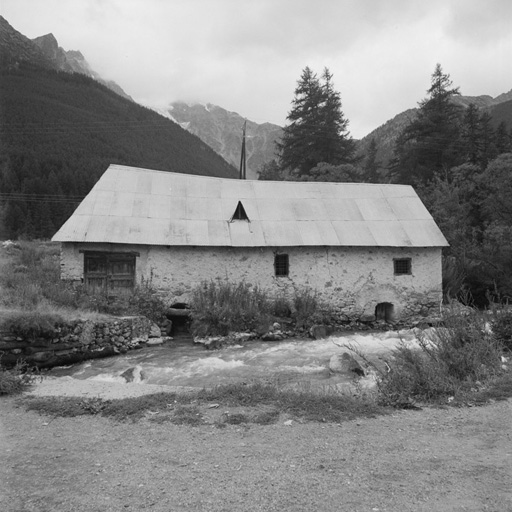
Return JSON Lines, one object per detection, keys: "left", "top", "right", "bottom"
{"left": 52, "top": 164, "right": 449, "bottom": 247}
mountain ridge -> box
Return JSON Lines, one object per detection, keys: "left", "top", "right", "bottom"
{"left": 155, "top": 101, "right": 283, "bottom": 179}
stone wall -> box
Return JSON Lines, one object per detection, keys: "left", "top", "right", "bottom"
{"left": 60, "top": 242, "right": 443, "bottom": 322}
{"left": 0, "top": 316, "right": 156, "bottom": 368}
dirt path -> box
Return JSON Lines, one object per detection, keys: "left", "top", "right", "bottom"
{"left": 1, "top": 389, "right": 511, "bottom": 512}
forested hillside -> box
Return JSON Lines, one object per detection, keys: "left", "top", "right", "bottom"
{"left": 0, "top": 63, "right": 237, "bottom": 239}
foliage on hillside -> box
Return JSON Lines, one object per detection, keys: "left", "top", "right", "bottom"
{"left": 0, "top": 63, "right": 236, "bottom": 239}
{"left": 387, "top": 65, "right": 512, "bottom": 306}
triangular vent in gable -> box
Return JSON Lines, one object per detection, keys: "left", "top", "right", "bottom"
{"left": 230, "top": 201, "right": 249, "bottom": 221}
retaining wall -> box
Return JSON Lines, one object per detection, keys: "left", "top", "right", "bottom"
{"left": 0, "top": 316, "right": 156, "bottom": 368}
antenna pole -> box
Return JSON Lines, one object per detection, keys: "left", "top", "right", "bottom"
{"left": 239, "top": 120, "right": 247, "bottom": 180}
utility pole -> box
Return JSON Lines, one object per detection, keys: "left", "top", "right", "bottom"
{"left": 239, "top": 120, "right": 247, "bottom": 180}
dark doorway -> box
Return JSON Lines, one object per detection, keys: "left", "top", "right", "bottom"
{"left": 375, "top": 302, "right": 394, "bottom": 322}
{"left": 167, "top": 302, "right": 191, "bottom": 338}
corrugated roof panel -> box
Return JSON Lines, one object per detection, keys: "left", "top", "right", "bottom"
{"left": 85, "top": 216, "right": 108, "bottom": 242}
{"left": 291, "top": 199, "right": 329, "bottom": 221}
{"left": 229, "top": 220, "right": 265, "bottom": 246}
{"left": 148, "top": 194, "right": 171, "bottom": 219}
{"left": 57, "top": 215, "right": 90, "bottom": 242}
{"left": 132, "top": 194, "right": 151, "bottom": 218}
{"left": 356, "top": 198, "right": 397, "bottom": 221}
{"left": 168, "top": 176, "right": 188, "bottom": 198}
{"left": 323, "top": 199, "right": 363, "bottom": 221}
{"left": 334, "top": 184, "right": 384, "bottom": 199}
{"left": 185, "top": 220, "right": 209, "bottom": 245}
{"left": 400, "top": 220, "right": 449, "bottom": 246}
{"left": 73, "top": 197, "right": 95, "bottom": 216}
{"left": 150, "top": 172, "right": 172, "bottom": 196}
{"left": 297, "top": 221, "right": 339, "bottom": 245}
{"left": 187, "top": 175, "right": 222, "bottom": 198}
{"left": 136, "top": 172, "right": 152, "bottom": 195}
{"left": 250, "top": 181, "right": 287, "bottom": 199}
{"left": 261, "top": 221, "right": 303, "bottom": 246}
{"left": 169, "top": 198, "right": 188, "bottom": 220}
{"left": 380, "top": 184, "right": 415, "bottom": 198}
{"left": 285, "top": 183, "right": 322, "bottom": 199}
{"left": 166, "top": 220, "right": 188, "bottom": 244}
{"left": 207, "top": 220, "right": 230, "bottom": 245}
{"left": 92, "top": 191, "right": 113, "bottom": 216}
{"left": 103, "top": 216, "right": 130, "bottom": 243}
{"left": 332, "top": 221, "right": 376, "bottom": 246}
{"left": 257, "top": 198, "right": 307, "bottom": 221}
{"left": 367, "top": 221, "right": 412, "bottom": 246}
{"left": 387, "top": 197, "right": 432, "bottom": 220}
{"left": 110, "top": 192, "right": 135, "bottom": 217}
{"left": 220, "top": 179, "right": 255, "bottom": 199}
{"left": 141, "top": 218, "right": 173, "bottom": 245}
{"left": 96, "top": 166, "right": 119, "bottom": 190}
{"left": 115, "top": 173, "right": 138, "bottom": 193}
{"left": 186, "top": 198, "right": 223, "bottom": 220}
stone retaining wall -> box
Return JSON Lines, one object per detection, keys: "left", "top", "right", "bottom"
{"left": 0, "top": 316, "right": 157, "bottom": 369}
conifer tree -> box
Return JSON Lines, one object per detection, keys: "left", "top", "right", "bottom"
{"left": 362, "top": 137, "right": 381, "bottom": 182}
{"left": 392, "top": 64, "right": 463, "bottom": 184}
{"left": 277, "top": 66, "right": 355, "bottom": 177}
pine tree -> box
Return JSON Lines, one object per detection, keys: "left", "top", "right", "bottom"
{"left": 461, "top": 103, "right": 481, "bottom": 165}
{"left": 478, "top": 112, "right": 497, "bottom": 168}
{"left": 362, "top": 137, "right": 381, "bottom": 182}
{"left": 277, "top": 66, "right": 355, "bottom": 177}
{"left": 392, "top": 63, "right": 463, "bottom": 184}
{"left": 495, "top": 121, "right": 511, "bottom": 155}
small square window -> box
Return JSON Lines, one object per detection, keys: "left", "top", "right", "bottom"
{"left": 274, "top": 254, "right": 289, "bottom": 277}
{"left": 394, "top": 258, "right": 411, "bottom": 275}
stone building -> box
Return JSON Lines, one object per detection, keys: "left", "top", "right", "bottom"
{"left": 52, "top": 164, "right": 448, "bottom": 322}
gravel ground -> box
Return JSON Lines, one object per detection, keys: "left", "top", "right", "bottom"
{"left": 1, "top": 378, "right": 511, "bottom": 512}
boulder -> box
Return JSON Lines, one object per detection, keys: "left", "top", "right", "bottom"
{"left": 329, "top": 352, "right": 365, "bottom": 376}
{"left": 149, "top": 323, "right": 161, "bottom": 338}
{"left": 310, "top": 325, "right": 327, "bottom": 339}
{"left": 120, "top": 366, "right": 145, "bottom": 383}
{"left": 359, "top": 313, "right": 376, "bottom": 323}
{"left": 261, "top": 331, "right": 284, "bottom": 341}
{"left": 146, "top": 337, "right": 164, "bottom": 346}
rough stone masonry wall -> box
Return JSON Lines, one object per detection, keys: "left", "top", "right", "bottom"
{"left": 0, "top": 316, "right": 154, "bottom": 368}
{"left": 61, "top": 242, "right": 443, "bottom": 322}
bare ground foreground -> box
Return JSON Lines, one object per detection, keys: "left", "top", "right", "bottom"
{"left": 1, "top": 380, "right": 511, "bottom": 512}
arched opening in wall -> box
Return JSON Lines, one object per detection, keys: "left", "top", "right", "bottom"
{"left": 375, "top": 302, "right": 394, "bottom": 323}
{"left": 166, "top": 302, "right": 191, "bottom": 337}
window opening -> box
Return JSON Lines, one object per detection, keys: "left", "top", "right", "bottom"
{"left": 84, "top": 252, "right": 135, "bottom": 294}
{"left": 274, "top": 253, "right": 289, "bottom": 277}
{"left": 394, "top": 258, "right": 411, "bottom": 275}
{"left": 231, "top": 201, "right": 249, "bottom": 221}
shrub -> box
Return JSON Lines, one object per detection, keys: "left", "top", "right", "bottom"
{"left": 291, "top": 287, "right": 335, "bottom": 328}
{"left": 377, "top": 310, "right": 504, "bottom": 405}
{"left": 0, "top": 359, "right": 38, "bottom": 395}
{"left": 190, "top": 281, "right": 271, "bottom": 337}
{"left": 128, "top": 282, "right": 169, "bottom": 324}
{"left": 1, "top": 311, "right": 64, "bottom": 340}
{"left": 490, "top": 308, "right": 512, "bottom": 351}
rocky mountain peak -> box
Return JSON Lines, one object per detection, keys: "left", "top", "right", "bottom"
{"left": 0, "top": 15, "right": 55, "bottom": 69}
{"left": 162, "top": 101, "right": 283, "bottom": 179}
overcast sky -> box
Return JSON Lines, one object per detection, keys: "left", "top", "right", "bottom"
{"left": 2, "top": 0, "right": 512, "bottom": 138}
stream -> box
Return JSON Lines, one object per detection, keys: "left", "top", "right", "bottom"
{"left": 47, "top": 330, "right": 421, "bottom": 390}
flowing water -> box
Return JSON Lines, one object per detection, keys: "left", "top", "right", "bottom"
{"left": 48, "top": 330, "right": 421, "bottom": 390}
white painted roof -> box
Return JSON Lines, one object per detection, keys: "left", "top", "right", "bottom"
{"left": 52, "top": 164, "right": 449, "bottom": 247}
